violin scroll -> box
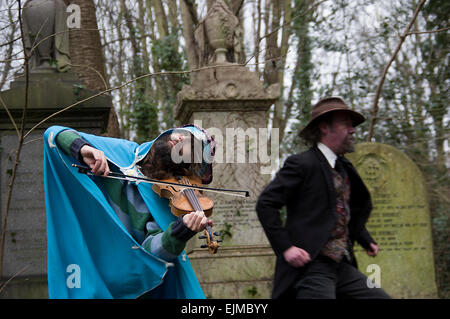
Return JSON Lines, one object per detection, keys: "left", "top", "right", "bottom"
{"left": 199, "top": 228, "right": 222, "bottom": 254}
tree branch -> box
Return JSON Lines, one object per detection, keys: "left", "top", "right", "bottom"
{"left": 406, "top": 26, "right": 450, "bottom": 35}
{"left": 0, "top": 95, "right": 20, "bottom": 137}
{"left": 0, "top": 0, "right": 30, "bottom": 280}
{"left": 24, "top": 56, "right": 285, "bottom": 140}
{"left": 367, "top": 0, "right": 427, "bottom": 141}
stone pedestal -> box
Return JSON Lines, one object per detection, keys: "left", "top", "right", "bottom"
{"left": 0, "top": 71, "right": 111, "bottom": 298}
{"left": 1, "top": 71, "right": 110, "bottom": 130}
{"left": 175, "top": 65, "right": 279, "bottom": 298}
{"left": 347, "top": 143, "right": 438, "bottom": 298}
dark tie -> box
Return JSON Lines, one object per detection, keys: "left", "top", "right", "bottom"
{"left": 334, "top": 157, "right": 346, "bottom": 179}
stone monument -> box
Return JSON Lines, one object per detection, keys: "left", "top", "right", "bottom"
{"left": 175, "top": 0, "right": 280, "bottom": 298}
{"left": 0, "top": 0, "right": 111, "bottom": 298}
{"left": 347, "top": 142, "right": 438, "bottom": 298}
{"left": 23, "top": 0, "right": 71, "bottom": 73}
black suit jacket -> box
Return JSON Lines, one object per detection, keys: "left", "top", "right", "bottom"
{"left": 256, "top": 147, "right": 375, "bottom": 298}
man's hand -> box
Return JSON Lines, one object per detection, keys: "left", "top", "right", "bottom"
{"left": 182, "top": 211, "right": 213, "bottom": 232}
{"left": 80, "top": 145, "right": 110, "bottom": 177}
{"left": 283, "top": 246, "right": 311, "bottom": 267}
{"left": 366, "top": 243, "right": 379, "bottom": 257}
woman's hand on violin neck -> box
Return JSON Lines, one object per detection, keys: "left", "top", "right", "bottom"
{"left": 80, "top": 145, "right": 110, "bottom": 177}
{"left": 182, "top": 210, "right": 213, "bottom": 232}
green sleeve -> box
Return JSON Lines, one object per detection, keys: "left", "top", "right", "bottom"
{"left": 55, "top": 130, "right": 82, "bottom": 155}
{"left": 161, "top": 221, "right": 187, "bottom": 255}
{"left": 141, "top": 220, "right": 187, "bottom": 260}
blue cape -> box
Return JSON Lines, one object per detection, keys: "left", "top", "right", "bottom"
{"left": 43, "top": 125, "right": 206, "bottom": 299}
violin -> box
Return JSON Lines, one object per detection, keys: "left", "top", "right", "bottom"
{"left": 152, "top": 176, "right": 221, "bottom": 254}
{"left": 72, "top": 164, "right": 250, "bottom": 254}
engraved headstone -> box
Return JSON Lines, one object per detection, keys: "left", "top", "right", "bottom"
{"left": 175, "top": 1, "right": 279, "bottom": 298}
{"left": 347, "top": 142, "right": 438, "bottom": 298}
{"left": 0, "top": 71, "right": 111, "bottom": 298}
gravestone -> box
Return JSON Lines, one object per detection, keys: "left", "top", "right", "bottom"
{"left": 0, "top": 71, "right": 111, "bottom": 298}
{"left": 175, "top": 0, "right": 279, "bottom": 298}
{"left": 347, "top": 142, "right": 438, "bottom": 298}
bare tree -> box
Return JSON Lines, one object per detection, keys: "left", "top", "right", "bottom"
{"left": 367, "top": 0, "right": 427, "bottom": 141}
{"left": 0, "top": 3, "right": 17, "bottom": 90}
{"left": 64, "top": 0, "right": 120, "bottom": 137}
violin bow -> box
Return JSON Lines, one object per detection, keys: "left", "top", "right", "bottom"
{"left": 72, "top": 164, "right": 250, "bottom": 198}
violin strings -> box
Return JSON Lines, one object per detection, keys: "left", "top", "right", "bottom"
{"left": 183, "top": 187, "right": 214, "bottom": 239}
{"left": 73, "top": 164, "right": 248, "bottom": 198}
{"left": 185, "top": 188, "right": 202, "bottom": 212}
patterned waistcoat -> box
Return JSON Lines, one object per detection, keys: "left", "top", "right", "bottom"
{"left": 321, "top": 159, "right": 352, "bottom": 262}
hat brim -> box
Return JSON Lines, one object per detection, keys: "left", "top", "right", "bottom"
{"left": 299, "top": 108, "right": 365, "bottom": 138}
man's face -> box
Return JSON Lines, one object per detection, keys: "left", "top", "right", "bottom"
{"left": 320, "top": 112, "right": 356, "bottom": 155}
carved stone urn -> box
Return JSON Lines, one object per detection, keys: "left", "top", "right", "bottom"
{"left": 203, "top": 0, "right": 239, "bottom": 65}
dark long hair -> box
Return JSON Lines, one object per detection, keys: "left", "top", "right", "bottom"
{"left": 300, "top": 112, "right": 334, "bottom": 146}
{"left": 139, "top": 133, "right": 204, "bottom": 180}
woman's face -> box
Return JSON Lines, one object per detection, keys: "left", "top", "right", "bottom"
{"left": 168, "top": 131, "right": 192, "bottom": 159}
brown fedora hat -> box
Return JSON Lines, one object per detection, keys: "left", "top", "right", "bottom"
{"left": 299, "top": 96, "right": 365, "bottom": 138}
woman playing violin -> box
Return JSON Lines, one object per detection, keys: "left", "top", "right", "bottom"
{"left": 47, "top": 124, "right": 216, "bottom": 298}
{"left": 57, "top": 125, "right": 214, "bottom": 258}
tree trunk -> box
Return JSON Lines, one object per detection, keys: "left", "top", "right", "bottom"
{"left": 64, "top": 0, "right": 120, "bottom": 137}
{"left": 0, "top": 5, "right": 16, "bottom": 91}
{"left": 180, "top": 0, "right": 199, "bottom": 72}
{"left": 152, "top": 0, "right": 169, "bottom": 37}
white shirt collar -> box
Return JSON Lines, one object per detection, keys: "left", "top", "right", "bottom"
{"left": 317, "top": 142, "right": 337, "bottom": 168}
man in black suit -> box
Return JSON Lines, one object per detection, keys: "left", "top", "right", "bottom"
{"left": 256, "top": 97, "right": 391, "bottom": 299}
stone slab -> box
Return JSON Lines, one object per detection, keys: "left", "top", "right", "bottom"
{"left": 347, "top": 142, "right": 438, "bottom": 298}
